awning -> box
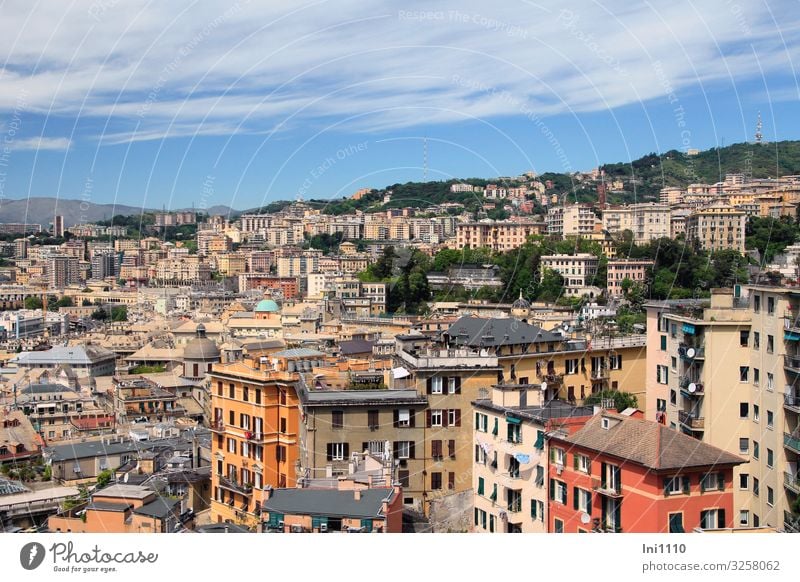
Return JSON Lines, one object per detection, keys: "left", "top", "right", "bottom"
{"left": 786, "top": 331, "right": 800, "bottom": 341}
{"left": 506, "top": 416, "right": 521, "bottom": 425}
{"left": 682, "top": 323, "right": 696, "bottom": 335}
{"left": 391, "top": 367, "right": 410, "bottom": 379}
{"left": 398, "top": 409, "right": 410, "bottom": 422}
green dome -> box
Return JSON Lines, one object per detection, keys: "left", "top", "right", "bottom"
{"left": 255, "top": 299, "right": 280, "bottom": 313}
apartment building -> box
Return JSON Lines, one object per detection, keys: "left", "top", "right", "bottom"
{"left": 208, "top": 356, "right": 301, "bottom": 527}
{"left": 606, "top": 259, "right": 653, "bottom": 298}
{"left": 685, "top": 203, "right": 746, "bottom": 253}
{"left": 548, "top": 412, "right": 744, "bottom": 533}
{"left": 297, "top": 384, "right": 427, "bottom": 510}
{"left": 601, "top": 203, "right": 671, "bottom": 243}
{"left": 456, "top": 221, "right": 541, "bottom": 251}
{"left": 472, "top": 384, "right": 592, "bottom": 532}
{"left": 546, "top": 204, "right": 597, "bottom": 237}
{"left": 49, "top": 255, "right": 80, "bottom": 288}
{"left": 540, "top": 254, "right": 600, "bottom": 297}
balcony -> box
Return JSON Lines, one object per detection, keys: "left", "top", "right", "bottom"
{"left": 592, "top": 477, "right": 623, "bottom": 498}
{"left": 397, "top": 348, "right": 498, "bottom": 370}
{"left": 209, "top": 419, "right": 225, "bottom": 433}
{"left": 244, "top": 431, "right": 265, "bottom": 443}
{"left": 678, "top": 345, "right": 705, "bottom": 361}
{"left": 784, "top": 355, "right": 800, "bottom": 374}
{"left": 678, "top": 410, "right": 705, "bottom": 430}
{"left": 679, "top": 378, "right": 704, "bottom": 397}
{"left": 784, "top": 511, "right": 800, "bottom": 533}
{"left": 591, "top": 368, "right": 609, "bottom": 381}
{"left": 783, "top": 472, "right": 800, "bottom": 494}
{"left": 784, "top": 310, "right": 800, "bottom": 335}
{"left": 543, "top": 373, "right": 563, "bottom": 384}
{"left": 784, "top": 432, "right": 800, "bottom": 454}
{"left": 785, "top": 393, "right": 800, "bottom": 414}
{"left": 218, "top": 475, "right": 253, "bottom": 496}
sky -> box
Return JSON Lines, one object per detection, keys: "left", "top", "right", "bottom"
{"left": 0, "top": 0, "right": 798, "bottom": 211}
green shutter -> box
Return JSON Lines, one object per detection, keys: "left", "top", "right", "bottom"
{"left": 492, "top": 418, "right": 498, "bottom": 435}
{"left": 573, "top": 454, "right": 579, "bottom": 470}
{"left": 361, "top": 519, "right": 373, "bottom": 532}
{"left": 531, "top": 499, "right": 537, "bottom": 519}
{"left": 573, "top": 487, "right": 579, "bottom": 510}
{"left": 682, "top": 476, "right": 690, "bottom": 494}
{"left": 490, "top": 484, "right": 497, "bottom": 502}
{"left": 549, "top": 447, "right": 555, "bottom": 462}
{"left": 478, "top": 477, "right": 485, "bottom": 496}
{"left": 474, "top": 508, "right": 479, "bottom": 526}
{"left": 663, "top": 477, "right": 670, "bottom": 496}
{"left": 660, "top": 335, "right": 667, "bottom": 350}
{"left": 534, "top": 430, "right": 545, "bottom": 450}
{"left": 549, "top": 478, "right": 555, "bottom": 500}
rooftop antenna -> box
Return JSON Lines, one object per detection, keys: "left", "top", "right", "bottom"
{"left": 755, "top": 111, "right": 763, "bottom": 144}
{"left": 423, "top": 137, "right": 428, "bottom": 182}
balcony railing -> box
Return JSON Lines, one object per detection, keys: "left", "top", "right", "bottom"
{"left": 591, "top": 368, "right": 609, "bottom": 380}
{"left": 783, "top": 472, "right": 800, "bottom": 494}
{"left": 209, "top": 419, "right": 225, "bottom": 433}
{"left": 678, "top": 410, "right": 705, "bottom": 430}
{"left": 218, "top": 475, "right": 253, "bottom": 496}
{"left": 784, "top": 355, "right": 800, "bottom": 373}
{"left": 785, "top": 393, "right": 800, "bottom": 413}
{"left": 592, "top": 477, "right": 622, "bottom": 498}
{"left": 784, "top": 432, "right": 800, "bottom": 454}
{"left": 679, "top": 345, "right": 705, "bottom": 360}
{"left": 784, "top": 510, "right": 800, "bottom": 533}
{"left": 784, "top": 310, "right": 800, "bottom": 333}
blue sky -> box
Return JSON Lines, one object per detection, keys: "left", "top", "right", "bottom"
{"left": 0, "top": 0, "right": 798, "bottom": 211}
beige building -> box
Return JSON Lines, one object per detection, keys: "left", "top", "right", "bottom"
{"left": 540, "top": 254, "right": 600, "bottom": 297}
{"left": 546, "top": 204, "right": 597, "bottom": 237}
{"left": 601, "top": 203, "right": 671, "bottom": 243}
{"left": 472, "top": 385, "right": 593, "bottom": 532}
{"left": 456, "top": 221, "right": 541, "bottom": 251}
{"left": 217, "top": 253, "right": 247, "bottom": 276}
{"left": 685, "top": 204, "right": 746, "bottom": 253}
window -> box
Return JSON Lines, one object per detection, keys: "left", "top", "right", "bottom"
{"left": 739, "top": 438, "right": 749, "bottom": 454}
{"left": 668, "top": 513, "right": 684, "bottom": 533}
{"left": 657, "top": 365, "right": 669, "bottom": 384}
{"left": 737, "top": 510, "right": 749, "bottom": 526}
{"left": 660, "top": 335, "right": 667, "bottom": 350}
{"left": 240, "top": 414, "right": 250, "bottom": 430}
{"left": 255, "top": 389, "right": 261, "bottom": 404}
{"left": 753, "top": 295, "right": 760, "bottom": 313}
{"left": 398, "top": 471, "right": 410, "bottom": 488}
{"left": 474, "top": 508, "right": 487, "bottom": 529}
{"left": 550, "top": 479, "right": 568, "bottom": 505}
{"left": 670, "top": 390, "right": 677, "bottom": 405}
{"left": 279, "top": 390, "right": 286, "bottom": 405}
{"left": 753, "top": 369, "right": 760, "bottom": 386}
{"left": 700, "top": 472, "right": 724, "bottom": 492}
{"left": 753, "top": 332, "right": 760, "bottom": 349}
{"left": 431, "top": 440, "right": 443, "bottom": 460}
{"left": 656, "top": 398, "right": 667, "bottom": 412}
{"left": 700, "top": 509, "right": 725, "bottom": 530}
{"left": 575, "top": 487, "right": 592, "bottom": 513}
{"left": 601, "top": 463, "right": 622, "bottom": 494}
{"left": 739, "top": 367, "right": 749, "bottom": 382}
{"left": 767, "top": 448, "right": 774, "bottom": 468}
{"left": 553, "top": 518, "right": 564, "bottom": 533}
{"left": 530, "top": 499, "right": 544, "bottom": 521}
{"left": 739, "top": 403, "right": 749, "bottom": 418}
{"left": 609, "top": 354, "right": 622, "bottom": 370}
{"left": 671, "top": 357, "right": 677, "bottom": 370}
{"left": 430, "top": 410, "right": 443, "bottom": 427}
{"left": 279, "top": 417, "right": 286, "bottom": 434}
{"left": 475, "top": 444, "right": 487, "bottom": 465}
{"left": 227, "top": 438, "right": 236, "bottom": 453}
{"left": 447, "top": 409, "right": 460, "bottom": 426}
{"left": 276, "top": 445, "right": 286, "bottom": 462}
{"left": 767, "top": 486, "right": 774, "bottom": 506}
{"left": 552, "top": 447, "right": 566, "bottom": 466}
{"left": 767, "top": 296, "right": 775, "bottom": 314}
{"left": 431, "top": 472, "right": 442, "bottom": 490}
{"left": 753, "top": 441, "right": 759, "bottom": 460}
{"left": 507, "top": 489, "right": 522, "bottom": 512}
{"left": 575, "top": 453, "right": 590, "bottom": 473}
{"left": 565, "top": 359, "right": 579, "bottom": 374}
{"left": 332, "top": 410, "right": 344, "bottom": 429}
{"left": 327, "top": 442, "right": 348, "bottom": 461}
{"left": 229, "top": 383, "right": 235, "bottom": 398}
{"left": 396, "top": 409, "right": 412, "bottom": 428}
{"left": 767, "top": 373, "right": 774, "bottom": 391}
{"left": 507, "top": 422, "right": 522, "bottom": 444}
{"left": 395, "top": 441, "right": 413, "bottom": 459}
{"left": 475, "top": 412, "right": 488, "bottom": 432}
{"left": 243, "top": 386, "right": 249, "bottom": 402}
{"left": 739, "top": 473, "right": 749, "bottom": 489}
{"left": 753, "top": 477, "right": 759, "bottom": 496}
{"left": 754, "top": 514, "right": 760, "bottom": 527}
{"left": 430, "top": 377, "right": 443, "bottom": 394}
{"left": 448, "top": 377, "right": 459, "bottom": 394}
{"left": 753, "top": 404, "right": 759, "bottom": 421}
{"left": 767, "top": 335, "right": 774, "bottom": 353}
{"left": 740, "top": 330, "right": 750, "bottom": 346}
{"left": 367, "top": 410, "right": 379, "bottom": 430}
{"left": 366, "top": 441, "right": 384, "bottom": 456}
{"left": 448, "top": 439, "right": 456, "bottom": 459}
{"left": 767, "top": 410, "right": 774, "bottom": 428}
{"left": 664, "top": 476, "right": 689, "bottom": 495}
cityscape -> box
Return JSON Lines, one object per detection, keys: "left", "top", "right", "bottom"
{"left": 1, "top": 1, "right": 800, "bottom": 546}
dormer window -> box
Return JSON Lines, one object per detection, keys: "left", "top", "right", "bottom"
{"left": 601, "top": 418, "right": 611, "bottom": 430}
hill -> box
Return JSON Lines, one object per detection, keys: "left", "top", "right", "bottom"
{"left": 0, "top": 197, "right": 155, "bottom": 227}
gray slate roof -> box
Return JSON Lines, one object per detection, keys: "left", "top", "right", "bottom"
{"left": 445, "top": 316, "right": 561, "bottom": 347}
{"left": 46, "top": 436, "right": 192, "bottom": 462}
{"left": 133, "top": 496, "right": 180, "bottom": 519}
{"left": 13, "top": 345, "right": 115, "bottom": 365}
{"left": 263, "top": 488, "right": 395, "bottom": 519}
{"left": 19, "top": 383, "right": 73, "bottom": 395}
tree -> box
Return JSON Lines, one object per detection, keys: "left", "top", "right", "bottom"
{"left": 111, "top": 306, "right": 128, "bottom": 322}
{"left": 91, "top": 309, "right": 108, "bottom": 320}
{"left": 584, "top": 390, "right": 638, "bottom": 412}
{"left": 96, "top": 469, "right": 113, "bottom": 489}
{"left": 538, "top": 268, "right": 564, "bottom": 303}
{"left": 24, "top": 296, "right": 43, "bottom": 310}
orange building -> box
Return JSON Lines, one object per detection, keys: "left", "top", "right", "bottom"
{"left": 547, "top": 412, "right": 744, "bottom": 533}
{"left": 208, "top": 356, "right": 301, "bottom": 528}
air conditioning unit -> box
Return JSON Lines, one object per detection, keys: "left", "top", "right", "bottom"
{"left": 319, "top": 523, "right": 328, "bottom": 532}
{"left": 556, "top": 465, "right": 564, "bottom": 475}
{"left": 290, "top": 524, "right": 303, "bottom": 533}
{"left": 277, "top": 521, "right": 284, "bottom": 529}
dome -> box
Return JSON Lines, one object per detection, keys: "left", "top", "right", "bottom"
{"left": 255, "top": 299, "right": 280, "bottom": 313}
{"left": 183, "top": 324, "right": 220, "bottom": 360}
{"left": 511, "top": 291, "right": 531, "bottom": 310}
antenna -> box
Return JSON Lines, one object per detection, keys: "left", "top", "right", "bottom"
{"left": 755, "top": 111, "right": 763, "bottom": 144}
{"left": 423, "top": 137, "right": 428, "bottom": 181}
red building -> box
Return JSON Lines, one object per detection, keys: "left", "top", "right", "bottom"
{"left": 547, "top": 412, "right": 744, "bottom": 533}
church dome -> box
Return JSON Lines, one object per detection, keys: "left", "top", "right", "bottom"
{"left": 255, "top": 299, "right": 280, "bottom": 313}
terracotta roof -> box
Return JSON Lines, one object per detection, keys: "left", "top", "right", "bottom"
{"left": 560, "top": 413, "right": 745, "bottom": 471}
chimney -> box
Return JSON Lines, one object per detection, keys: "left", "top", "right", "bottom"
{"left": 264, "top": 485, "right": 273, "bottom": 500}
{"left": 354, "top": 489, "right": 361, "bottom": 501}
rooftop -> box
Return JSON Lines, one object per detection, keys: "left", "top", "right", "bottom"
{"left": 13, "top": 345, "right": 115, "bottom": 365}
{"left": 445, "top": 316, "right": 562, "bottom": 348}
{"left": 263, "top": 487, "right": 396, "bottom": 519}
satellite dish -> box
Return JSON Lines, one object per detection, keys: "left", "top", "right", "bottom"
{"left": 540, "top": 382, "right": 547, "bottom": 391}
{"left": 688, "top": 383, "right": 697, "bottom": 393}
{"left": 686, "top": 347, "right": 696, "bottom": 359}
{"left": 677, "top": 346, "right": 686, "bottom": 357}
{"left": 580, "top": 512, "right": 591, "bottom": 525}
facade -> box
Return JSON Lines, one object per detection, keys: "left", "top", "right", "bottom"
{"left": 472, "top": 385, "right": 593, "bottom": 533}
{"left": 546, "top": 204, "right": 597, "bottom": 237}
{"left": 601, "top": 203, "right": 670, "bottom": 243}
{"left": 685, "top": 204, "right": 746, "bottom": 252}
{"left": 13, "top": 345, "right": 117, "bottom": 377}
{"left": 540, "top": 254, "right": 600, "bottom": 297}
{"left": 208, "top": 357, "right": 301, "bottom": 528}
{"left": 606, "top": 259, "right": 654, "bottom": 298}
{"left": 49, "top": 255, "right": 80, "bottom": 288}
{"left": 548, "top": 412, "right": 743, "bottom": 533}
{"left": 456, "top": 221, "right": 541, "bottom": 252}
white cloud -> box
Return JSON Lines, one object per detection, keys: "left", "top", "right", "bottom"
{"left": 0, "top": 0, "right": 796, "bottom": 144}
{"left": 10, "top": 137, "right": 71, "bottom": 151}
